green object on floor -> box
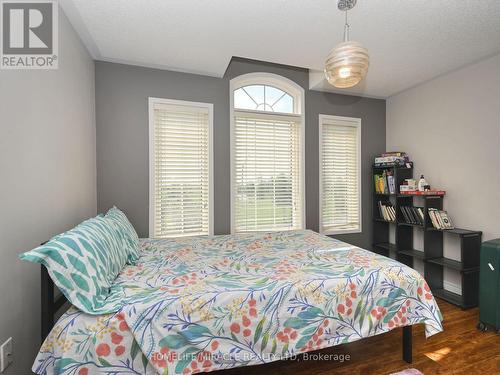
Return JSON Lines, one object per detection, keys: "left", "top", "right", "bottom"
{"left": 478, "top": 238, "right": 500, "bottom": 332}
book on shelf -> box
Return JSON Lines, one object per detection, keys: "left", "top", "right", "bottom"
{"left": 428, "top": 208, "right": 440, "bottom": 228}
{"left": 416, "top": 207, "right": 425, "bottom": 222}
{"left": 401, "top": 207, "right": 408, "bottom": 222}
{"left": 406, "top": 206, "right": 418, "bottom": 224}
{"left": 387, "top": 174, "right": 395, "bottom": 194}
{"left": 400, "top": 206, "right": 425, "bottom": 225}
{"left": 374, "top": 170, "right": 396, "bottom": 194}
{"left": 373, "top": 152, "right": 412, "bottom": 168}
{"left": 381, "top": 152, "right": 406, "bottom": 157}
{"left": 375, "top": 156, "right": 405, "bottom": 164}
{"left": 378, "top": 201, "right": 395, "bottom": 222}
{"left": 428, "top": 208, "right": 454, "bottom": 230}
{"left": 374, "top": 160, "right": 414, "bottom": 168}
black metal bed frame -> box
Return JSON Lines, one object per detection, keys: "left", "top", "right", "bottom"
{"left": 40, "top": 264, "right": 412, "bottom": 363}
{"left": 41, "top": 266, "right": 68, "bottom": 342}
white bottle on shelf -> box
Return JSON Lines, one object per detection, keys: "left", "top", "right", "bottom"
{"left": 418, "top": 175, "right": 427, "bottom": 192}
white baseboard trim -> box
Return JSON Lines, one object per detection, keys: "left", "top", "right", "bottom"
{"left": 443, "top": 280, "right": 462, "bottom": 295}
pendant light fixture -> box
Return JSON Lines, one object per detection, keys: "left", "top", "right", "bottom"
{"left": 324, "top": 0, "right": 369, "bottom": 88}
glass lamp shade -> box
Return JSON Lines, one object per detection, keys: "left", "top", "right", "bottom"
{"left": 324, "top": 41, "right": 369, "bottom": 88}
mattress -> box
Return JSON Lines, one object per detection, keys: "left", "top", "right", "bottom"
{"left": 33, "top": 230, "right": 443, "bottom": 374}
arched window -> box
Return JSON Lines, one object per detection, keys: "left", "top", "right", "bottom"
{"left": 234, "top": 85, "right": 294, "bottom": 113}
{"left": 230, "top": 73, "right": 305, "bottom": 233}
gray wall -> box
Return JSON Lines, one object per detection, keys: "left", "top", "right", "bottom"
{"left": 387, "top": 52, "right": 500, "bottom": 293}
{"left": 0, "top": 10, "right": 96, "bottom": 375}
{"left": 96, "top": 58, "right": 386, "bottom": 249}
{"left": 95, "top": 62, "right": 229, "bottom": 236}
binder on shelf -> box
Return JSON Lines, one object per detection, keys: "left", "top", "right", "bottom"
{"left": 400, "top": 206, "right": 425, "bottom": 225}
{"left": 400, "top": 206, "right": 410, "bottom": 223}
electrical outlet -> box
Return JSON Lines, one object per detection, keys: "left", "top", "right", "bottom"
{"left": 0, "top": 337, "right": 13, "bottom": 372}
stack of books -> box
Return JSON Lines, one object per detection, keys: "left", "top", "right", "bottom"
{"left": 374, "top": 152, "right": 412, "bottom": 168}
{"left": 428, "top": 209, "right": 454, "bottom": 229}
{"left": 378, "top": 201, "right": 396, "bottom": 222}
{"left": 374, "top": 170, "right": 396, "bottom": 194}
{"left": 400, "top": 206, "right": 425, "bottom": 225}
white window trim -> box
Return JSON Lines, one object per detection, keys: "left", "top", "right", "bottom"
{"left": 230, "top": 72, "right": 306, "bottom": 233}
{"left": 148, "top": 97, "right": 214, "bottom": 237}
{"left": 318, "top": 114, "right": 362, "bottom": 236}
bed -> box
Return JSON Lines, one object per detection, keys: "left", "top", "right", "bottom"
{"left": 34, "top": 230, "right": 443, "bottom": 374}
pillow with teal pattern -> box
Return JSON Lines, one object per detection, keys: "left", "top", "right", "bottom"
{"left": 105, "top": 206, "right": 140, "bottom": 264}
{"left": 19, "top": 215, "right": 128, "bottom": 314}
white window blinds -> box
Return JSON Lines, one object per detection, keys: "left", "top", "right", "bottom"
{"left": 149, "top": 99, "right": 212, "bottom": 238}
{"left": 233, "top": 112, "right": 303, "bottom": 232}
{"left": 320, "top": 115, "right": 361, "bottom": 234}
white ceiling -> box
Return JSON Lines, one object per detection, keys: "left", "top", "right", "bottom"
{"left": 61, "top": 0, "right": 500, "bottom": 98}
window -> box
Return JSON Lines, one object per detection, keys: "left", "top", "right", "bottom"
{"left": 149, "top": 98, "right": 213, "bottom": 238}
{"left": 234, "top": 85, "right": 294, "bottom": 113}
{"left": 319, "top": 115, "right": 361, "bottom": 235}
{"left": 231, "top": 73, "right": 305, "bottom": 233}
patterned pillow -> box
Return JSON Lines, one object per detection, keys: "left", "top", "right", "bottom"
{"left": 19, "top": 216, "right": 128, "bottom": 314}
{"left": 105, "top": 206, "right": 140, "bottom": 264}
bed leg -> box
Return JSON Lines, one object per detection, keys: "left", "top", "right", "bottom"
{"left": 402, "top": 326, "right": 412, "bottom": 363}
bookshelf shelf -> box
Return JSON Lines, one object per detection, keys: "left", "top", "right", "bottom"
{"left": 397, "top": 194, "right": 413, "bottom": 198}
{"left": 398, "top": 249, "right": 425, "bottom": 259}
{"left": 373, "top": 218, "right": 395, "bottom": 224}
{"left": 371, "top": 162, "right": 482, "bottom": 309}
{"left": 398, "top": 222, "right": 424, "bottom": 228}
{"left": 432, "top": 289, "right": 463, "bottom": 307}
{"left": 397, "top": 194, "right": 445, "bottom": 198}
{"left": 373, "top": 242, "right": 396, "bottom": 251}
{"left": 426, "top": 257, "right": 472, "bottom": 271}
{"left": 373, "top": 242, "right": 397, "bottom": 259}
{"left": 426, "top": 227, "right": 482, "bottom": 236}
{"left": 373, "top": 165, "right": 412, "bottom": 170}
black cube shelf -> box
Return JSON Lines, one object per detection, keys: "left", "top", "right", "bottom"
{"left": 371, "top": 164, "right": 482, "bottom": 309}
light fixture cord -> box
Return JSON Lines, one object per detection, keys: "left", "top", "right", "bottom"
{"left": 343, "top": 9, "right": 350, "bottom": 42}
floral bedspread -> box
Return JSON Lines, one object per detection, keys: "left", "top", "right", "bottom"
{"left": 33, "top": 230, "right": 443, "bottom": 375}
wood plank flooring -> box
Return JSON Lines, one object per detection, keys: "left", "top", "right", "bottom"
{"left": 224, "top": 300, "right": 500, "bottom": 374}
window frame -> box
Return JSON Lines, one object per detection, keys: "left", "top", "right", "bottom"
{"left": 230, "top": 72, "right": 306, "bottom": 233}
{"left": 318, "top": 114, "right": 362, "bottom": 236}
{"left": 148, "top": 97, "right": 214, "bottom": 238}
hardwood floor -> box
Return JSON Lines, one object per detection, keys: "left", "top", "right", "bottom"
{"left": 224, "top": 300, "right": 500, "bottom": 374}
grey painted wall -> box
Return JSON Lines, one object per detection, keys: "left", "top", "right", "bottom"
{"left": 0, "top": 10, "right": 96, "bottom": 375}
{"left": 387, "top": 53, "right": 500, "bottom": 293}
{"left": 95, "top": 62, "right": 229, "bottom": 236}
{"left": 96, "top": 58, "right": 386, "bottom": 249}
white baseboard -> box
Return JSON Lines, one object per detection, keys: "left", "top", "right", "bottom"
{"left": 443, "top": 280, "right": 462, "bottom": 295}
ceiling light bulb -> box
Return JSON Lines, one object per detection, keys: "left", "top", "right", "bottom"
{"left": 339, "top": 67, "right": 351, "bottom": 78}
